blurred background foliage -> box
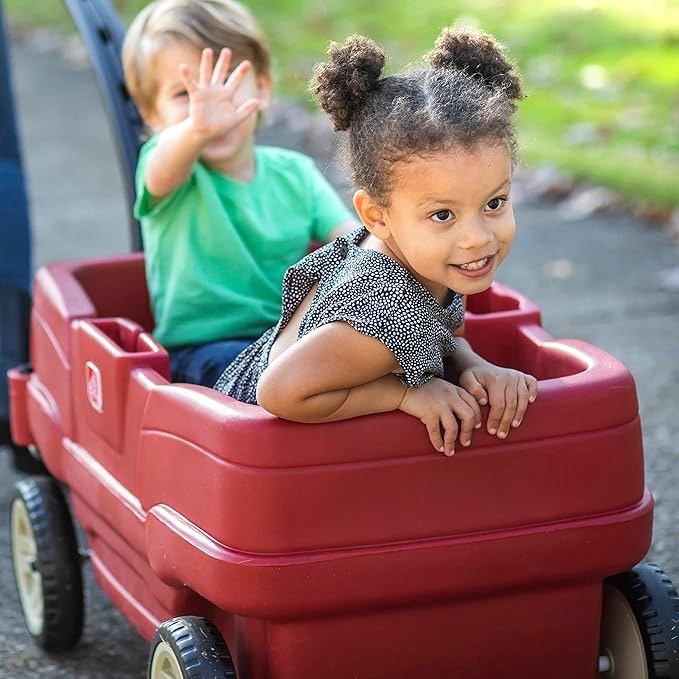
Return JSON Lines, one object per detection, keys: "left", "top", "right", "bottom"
{"left": 6, "top": 0, "right": 679, "bottom": 209}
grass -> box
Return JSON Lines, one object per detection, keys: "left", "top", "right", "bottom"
{"left": 6, "top": 0, "right": 679, "bottom": 209}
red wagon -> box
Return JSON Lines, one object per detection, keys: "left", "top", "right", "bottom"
{"left": 7, "top": 251, "right": 679, "bottom": 679}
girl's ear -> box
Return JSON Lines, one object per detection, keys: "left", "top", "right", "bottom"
{"left": 353, "top": 190, "right": 390, "bottom": 240}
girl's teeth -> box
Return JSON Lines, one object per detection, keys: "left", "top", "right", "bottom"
{"left": 460, "top": 257, "right": 488, "bottom": 271}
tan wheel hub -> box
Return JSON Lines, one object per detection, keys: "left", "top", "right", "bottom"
{"left": 11, "top": 498, "right": 44, "bottom": 636}
{"left": 599, "top": 584, "right": 648, "bottom": 678}
{"left": 149, "top": 640, "right": 184, "bottom": 679}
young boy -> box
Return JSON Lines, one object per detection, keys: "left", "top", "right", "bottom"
{"left": 122, "top": 0, "right": 356, "bottom": 386}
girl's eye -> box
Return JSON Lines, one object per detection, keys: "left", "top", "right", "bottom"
{"left": 174, "top": 90, "right": 189, "bottom": 99}
{"left": 485, "top": 197, "right": 507, "bottom": 212}
{"left": 431, "top": 209, "right": 453, "bottom": 223}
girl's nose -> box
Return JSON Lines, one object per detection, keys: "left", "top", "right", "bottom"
{"left": 457, "top": 218, "right": 494, "bottom": 249}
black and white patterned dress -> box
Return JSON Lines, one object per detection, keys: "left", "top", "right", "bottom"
{"left": 213, "top": 226, "right": 465, "bottom": 403}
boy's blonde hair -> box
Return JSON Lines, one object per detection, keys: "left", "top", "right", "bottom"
{"left": 122, "top": 0, "right": 271, "bottom": 116}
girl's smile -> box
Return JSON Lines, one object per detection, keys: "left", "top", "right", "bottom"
{"left": 451, "top": 254, "right": 497, "bottom": 278}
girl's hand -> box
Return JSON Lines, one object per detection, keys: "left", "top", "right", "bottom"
{"left": 399, "top": 378, "right": 481, "bottom": 456}
{"left": 179, "top": 47, "right": 260, "bottom": 140}
{"left": 458, "top": 365, "right": 538, "bottom": 440}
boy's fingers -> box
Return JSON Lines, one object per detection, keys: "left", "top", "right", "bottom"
{"left": 234, "top": 99, "right": 260, "bottom": 123}
{"left": 178, "top": 64, "right": 197, "bottom": 94}
{"left": 199, "top": 48, "right": 213, "bottom": 87}
{"left": 212, "top": 47, "right": 232, "bottom": 85}
{"left": 223, "top": 59, "right": 252, "bottom": 97}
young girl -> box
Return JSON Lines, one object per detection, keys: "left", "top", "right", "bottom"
{"left": 122, "top": 0, "right": 356, "bottom": 387}
{"left": 214, "top": 26, "right": 538, "bottom": 456}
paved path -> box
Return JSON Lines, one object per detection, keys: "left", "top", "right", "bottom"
{"left": 1, "top": 31, "right": 678, "bottom": 678}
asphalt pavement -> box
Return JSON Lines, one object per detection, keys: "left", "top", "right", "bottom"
{"left": 1, "top": 28, "right": 678, "bottom": 679}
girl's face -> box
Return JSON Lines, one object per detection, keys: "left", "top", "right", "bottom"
{"left": 359, "top": 143, "right": 516, "bottom": 302}
{"left": 144, "top": 39, "right": 270, "bottom": 170}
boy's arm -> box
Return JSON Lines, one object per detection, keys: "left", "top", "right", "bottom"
{"left": 326, "top": 218, "right": 361, "bottom": 241}
{"left": 143, "top": 120, "right": 211, "bottom": 198}
{"left": 256, "top": 322, "right": 481, "bottom": 455}
{"left": 144, "top": 49, "right": 260, "bottom": 199}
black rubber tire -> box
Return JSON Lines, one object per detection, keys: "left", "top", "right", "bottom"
{"left": 148, "top": 616, "right": 237, "bottom": 679}
{"left": 606, "top": 562, "right": 679, "bottom": 678}
{"left": 10, "top": 477, "right": 84, "bottom": 651}
{"left": 10, "top": 443, "right": 48, "bottom": 475}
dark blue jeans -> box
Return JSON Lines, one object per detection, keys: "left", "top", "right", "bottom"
{"left": 168, "top": 337, "right": 257, "bottom": 388}
{"left": 1, "top": 6, "right": 32, "bottom": 434}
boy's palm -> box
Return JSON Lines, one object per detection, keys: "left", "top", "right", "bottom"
{"left": 179, "top": 47, "right": 260, "bottom": 139}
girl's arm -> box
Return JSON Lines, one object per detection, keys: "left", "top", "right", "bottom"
{"left": 446, "top": 316, "right": 538, "bottom": 440}
{"left": 256, "top": 321, "right": 480, "bottom": 455}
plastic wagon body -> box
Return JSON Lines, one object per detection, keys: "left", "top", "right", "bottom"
{"left": 8, "top": 253, "right": 652, "bottom": 679}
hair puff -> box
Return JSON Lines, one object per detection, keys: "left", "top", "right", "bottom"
{"left": 310, "top": 35, "right": 386, "bottom": 131}
{"left": 426, "top": 27, "right": 523, "bottom": 100}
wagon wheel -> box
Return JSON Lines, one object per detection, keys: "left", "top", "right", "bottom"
{"left": 599, "top": 562, "right": 679, "bottom": 678}
{"left": 11, "top": 443, "right": 48, "bottom": 475}
{"left": 10, "top": 477, "right": 84, "bottom": 651}
{"left": 148, "top": 616, "right": 237, "bottom": 679}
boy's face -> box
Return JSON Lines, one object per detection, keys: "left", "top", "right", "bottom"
{"left": 144, "top": 39, "right": 271, "bottom": 168}
{"left": 357, "top": 143, "right": 516, "bottom": 303}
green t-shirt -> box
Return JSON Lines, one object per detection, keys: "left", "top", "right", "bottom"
{"left": 134, "top": 141, "right": 353, "bottom": 348}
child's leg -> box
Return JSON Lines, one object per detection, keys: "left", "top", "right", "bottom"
{"left": 169, "top": 338, "right": 257, "bottom": 387}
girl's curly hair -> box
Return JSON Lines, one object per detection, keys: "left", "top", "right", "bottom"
{"left": 310, "top": 26, "right": 524, "bottom": 205}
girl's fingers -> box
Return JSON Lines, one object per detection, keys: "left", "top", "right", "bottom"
{"left": 455, "top": 403, "right": 476, "bottom": 448}
{"left": 461, "top": 374, "right": 488, "bottom": 405}
{"left": 485, "top": 381, "right": 506, "bottom": 436}
{"left": 458, "top": 388, "right": 482, "bottom": 429}
{"left": 199, "top": 48, "right": 213, "bottom": 87}
{"left": 527, "top": 374, "right": 539, "bottom": 403}
{"left": 496, "top": 379, "right": 518, "bottom": 439}
{"left": 440, "top": 412, "right": 458, "bottom": 456}
{"left": 212, "top": 47, "right": 232, "bottom": 85}
{"left": 425, "top": 418, "right": 446, "bottom": 455}
{"left": 512, "top": 377, "right": 530, "bottom": 428}
{"left": 178, "top": 64, "right": 197, "bottom": 94}
{"left": 223, "top": 59, "right": 253, "bottom": 97}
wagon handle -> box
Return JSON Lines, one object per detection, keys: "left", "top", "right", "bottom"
{"left": 62, "top": 0, "right": 145, "bottom": 252}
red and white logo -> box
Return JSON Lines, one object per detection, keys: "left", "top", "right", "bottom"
{"left": 85, "top": 361, "right": 103, "bottom": 413}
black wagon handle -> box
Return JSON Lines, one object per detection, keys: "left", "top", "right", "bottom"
{"left": 63, "top": 0, "right": 145, "bottom": 252}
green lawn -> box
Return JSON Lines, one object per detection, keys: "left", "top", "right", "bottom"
{"left": 6, "top": 0, "right": 679, "bottom": 208}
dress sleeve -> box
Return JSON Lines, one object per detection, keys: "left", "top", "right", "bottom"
{"left": 313, "top": 283, "right": 446, "bottom": 388}
{"left": 304, "top": 157, "right": 355, "bottom": 242}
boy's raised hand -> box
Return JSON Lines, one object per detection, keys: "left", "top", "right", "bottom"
{"left": 458, "top": 365, "right": 538, "bottom": 440}
{"left": 179, "top": 47, "right": 260, "bottom": 140}
{"left": 399, "top": 377, "right": 482, "bottom": 457}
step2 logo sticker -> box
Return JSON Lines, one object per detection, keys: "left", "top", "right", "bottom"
{"left": 85, "top": 361, "right": 103, "bottom": 413}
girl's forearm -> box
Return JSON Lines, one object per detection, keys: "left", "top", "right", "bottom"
{"left": 144, "top": 119, "right": 211, "bottom": 198}
{"left": 257, "top": 371, "right": 406, "bottom": 423}
{"left": 445, "top": 337, "right": 490, "bottom": 382}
